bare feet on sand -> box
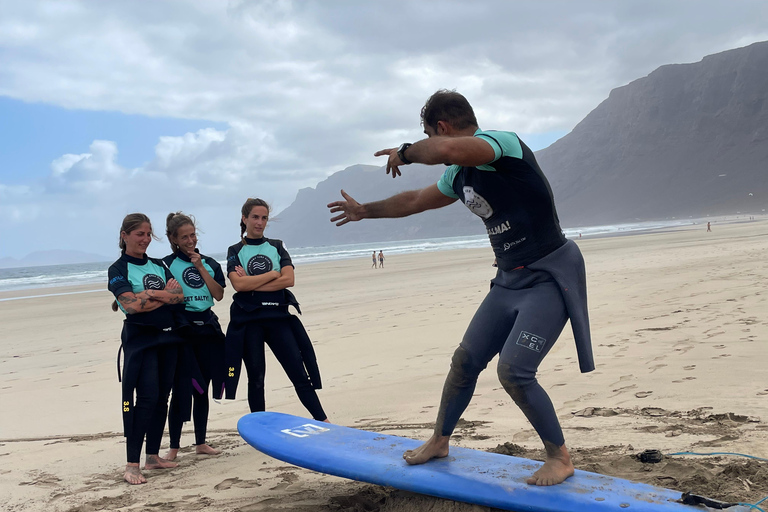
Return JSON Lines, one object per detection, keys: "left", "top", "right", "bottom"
{"left": 526, "top": 443, "right": 574, "bottom": 486}
{"left": 403, "top": 434, "right": 450, "bottom": 465}
{"left": 144, "top": 454, "right": 178, "bottom": 470}
{"left": 163, "top": 448, "right": 179, "bottom": 461}
{"left": 124, "top": 463, "right": 147, "bottom": 485}
{"left": 195, "top": 444, "right": 221, "bottom": 455}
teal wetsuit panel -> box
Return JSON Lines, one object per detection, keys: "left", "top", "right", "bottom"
{"left": 165, "top": 253, "right": 225, "bottom": 313}
{"left": 435, "top": 129, "right": 565, "bottom": 270}
{"left": 107, "top": 253, "right": 177, "bottom": 329}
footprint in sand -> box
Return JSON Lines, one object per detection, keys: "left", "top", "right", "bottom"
{"left": 683, "top": 365, "right": 696, "bottom": 370}
{"left": 757, "top": 390, "right": 768, "bottom": 396}
{"left": 712, "top": 353, "right": 731, "bottom": 359}
{"left": 215, "top": 477, "right": 261, "bottom": 490}
{"left": 648, "top": 364, "right": 667, "bottom": 373}
{"left": 635, "top": 391, "right": 653, "bottom": 398}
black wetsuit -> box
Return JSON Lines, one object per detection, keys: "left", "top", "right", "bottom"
{"left": 224, "top": 237, "right": 326, "bottom": 420}
{"left": 163, "top": 250, "right": 226, "bottom": 449}
{"left": 434, "top": 129, "right": 593, "bottom": 446}
{"left": 108, "top": 253, "right": 185, "bottom": 463}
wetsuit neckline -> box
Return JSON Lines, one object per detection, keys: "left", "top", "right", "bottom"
{"left": 121, "top": 252, "right": 149, "bottom": 265}
{"left": 244, "top": 236, "right": 267, "bottom": 245}
{"left": 174, "top": 249, "right": 200, "bottom": 262}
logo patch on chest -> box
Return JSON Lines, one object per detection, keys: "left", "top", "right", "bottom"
{"left": 142, "top": 274, "right": 165, "bottom": 290}
{"left": 462, "top": 186, "right": 494, "bottom": 219}
{"left": 182, "top": 266, "right": 205, "bottom": 288}
{"left": 247, "top": 254, "right": 273, "bottom": 275}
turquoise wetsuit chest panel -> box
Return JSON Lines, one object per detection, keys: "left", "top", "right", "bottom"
{"left": 227, "top": 237, "right": 291, "bottom": 276}
{"left": 164, "top": 252, "right": 225, "bottom": 312}
{"left": 436, "top": 129, "right": 565, "bottom": 270}
{"left": 107, "top": 254, "right": 178, "bottom": 328}
{"left": 226, "top": 237, "right": 294, "bottom": 312}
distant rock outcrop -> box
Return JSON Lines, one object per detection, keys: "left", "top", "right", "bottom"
{"left": 272, "top": 41, "right": 768, "bottom": 247}
{"left": 0, "top": 250, "right": 112, "bottom": 268}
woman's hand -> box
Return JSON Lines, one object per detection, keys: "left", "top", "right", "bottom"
{"left": 189, "top": 251, "right": 204, "bottom": 270}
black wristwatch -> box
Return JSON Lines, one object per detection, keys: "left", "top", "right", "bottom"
{"left": 397, "top": 143, "right": 413, "bottom": 165}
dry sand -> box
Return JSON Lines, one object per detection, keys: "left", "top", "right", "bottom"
{"left": 1, "top": 220, "right": 767, "bottom": 511}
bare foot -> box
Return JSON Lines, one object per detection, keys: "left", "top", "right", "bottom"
{"left": 164, "top": 448, "right": 179, "bottom": 461}
{"left": 526, "top": 443, "right": 574, "bottom": 486}
{"left": 403, "top": 434, "right": 450, "bottom": 465}
{"left": 323, "top": 419, "right": 331, "bottom": 423}
{"left": 124, "top": 463, "right": 147, "bottom": 485}
{"left": 144, "top": 454, "right": 178, "bottom": 470}
{"left": 195, "top": 444, "right": 221, "bottom": 456}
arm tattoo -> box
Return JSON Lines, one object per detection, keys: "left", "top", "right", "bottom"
{"left": 168, "top": 288, "right": 184, "bottom": 304}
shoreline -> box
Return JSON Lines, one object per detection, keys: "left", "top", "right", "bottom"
{"left": 2, "top": 216, "right": 762, "bottom": 300}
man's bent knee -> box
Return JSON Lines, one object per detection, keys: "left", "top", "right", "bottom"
{"left": 497, "top": 362, "right": 535, "bottom": 401}
{"left": 447, "top": 346, "right": 487, "bottom": 387}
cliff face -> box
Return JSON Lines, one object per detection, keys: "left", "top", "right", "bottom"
{"left": 272, "top": 42, "right": 768, "bottom": 247}
{"left": 537, "top": 41, "right": 768, "bottom": 226}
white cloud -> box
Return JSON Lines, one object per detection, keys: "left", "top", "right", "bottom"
{"left": 1, "top": 0, "right": 768, "bottom": 257}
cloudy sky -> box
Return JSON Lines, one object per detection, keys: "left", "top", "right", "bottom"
{"left": 1, "top": 0, "right": 767, "bottom": 260}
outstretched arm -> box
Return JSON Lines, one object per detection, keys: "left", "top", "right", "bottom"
{"left": 375, "top": 135, "right": 495, "bottom": 178}
{"left": 327, "top": 184, "right": 457, "bottom": 226}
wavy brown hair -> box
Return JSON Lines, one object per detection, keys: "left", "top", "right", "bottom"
{"left": 166, "top": 211, "right": 196, "bottom": 254}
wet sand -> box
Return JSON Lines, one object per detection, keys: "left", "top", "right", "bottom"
{"left": 1, "top": 220, "right": 767, "bottom": 511}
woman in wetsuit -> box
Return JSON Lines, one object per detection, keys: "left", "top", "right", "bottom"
{"left": 162, "top": 212, "right": 226, "bottom": 461}
{"left": 224, "top": 198, "right": 327, "bottom": 422}
{"left": 107, "top": 213, "right": 185, "bottom": 485}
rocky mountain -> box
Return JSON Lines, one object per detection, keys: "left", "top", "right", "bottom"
{"left": 537, "top": 40, "right": 768, "bottom": 226}
{"left": 0, "top": 250, "right": 112, "bottom": 268}
{"left": 272, "top": 41, "right": 768, "bottom": 247}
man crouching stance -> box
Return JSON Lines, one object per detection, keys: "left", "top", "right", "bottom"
{"left": 327, "top": 90, "right": 594, "bottom": 486}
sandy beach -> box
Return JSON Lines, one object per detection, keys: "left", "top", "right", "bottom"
{"left": 1, "top": 220, "right": 767, "bottom": 511}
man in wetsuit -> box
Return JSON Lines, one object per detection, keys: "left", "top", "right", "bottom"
{"left": 327, "top": 90, "right": 593, "bottom": 486}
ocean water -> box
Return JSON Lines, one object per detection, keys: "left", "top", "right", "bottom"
{"left": 0, "top": 219, "right": 708, "bottom": 295}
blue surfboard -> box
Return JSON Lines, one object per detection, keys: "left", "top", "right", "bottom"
{"left": 238, "top": 412, "right": 747, "bottom": 512}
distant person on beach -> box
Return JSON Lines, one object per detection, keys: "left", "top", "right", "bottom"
{"left": 327, "top": 90, "right": 593, "bottom": 486}
{"left": 707, "top": 222, "right": 712, "bottom": 232}
{"left": 371, "top": 251, "right": 377, "bottom": 268}
{"left": 162, "top": 212, "right": 226, "bottom": 461}
{"left": 224, "top": 198, "right": 328, "bottom": 422}
{"left": 378, "top": 251, "right": 385, "bottom": 267}
{"left": 107, "top": 213, "right": 185, "bottom": 485}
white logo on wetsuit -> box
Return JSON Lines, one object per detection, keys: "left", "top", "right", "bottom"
{"left": 247, "top": 254, "right": 273, "bottom": 275}
{"left": 143, "top": 274, "right": 165, "bottom": 290}
{"left": 182, "top": 266, "right": 205, "bottom": 288}
{"left": 462, "top": 186, "right": 493, "bottom": 219}
{"left": 516, "top": 331, "right": 546, "bottom": 353}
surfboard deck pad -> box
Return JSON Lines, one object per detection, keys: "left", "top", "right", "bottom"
{"left": 238, "top": 412, "right": 746, "bottom": 512}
